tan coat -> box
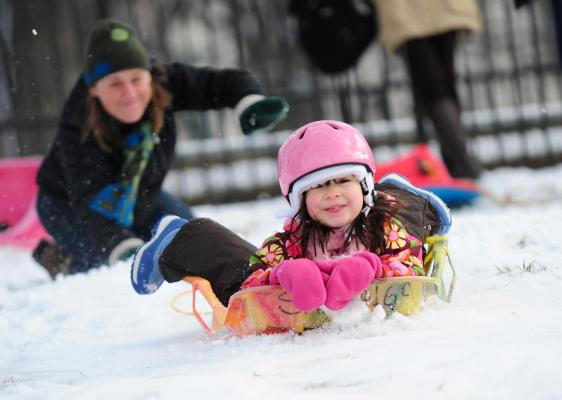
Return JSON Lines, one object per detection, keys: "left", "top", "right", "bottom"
{"left": 374, "top": 0, "right": 481, "bottom": 53}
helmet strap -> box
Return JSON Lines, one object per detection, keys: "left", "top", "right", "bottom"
{"left": 361, "top": 172, "right": 376, "bottom": 215}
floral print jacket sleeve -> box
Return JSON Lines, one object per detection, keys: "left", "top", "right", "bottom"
{"left": 242, "top": 219, "right": 303, "bottom": 288}
{"left": 379, "top": 217, "right": 425, "bottom": 277}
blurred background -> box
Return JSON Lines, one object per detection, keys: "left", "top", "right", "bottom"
{"left": 1, "top": 0, "right": 561, "bottom": 204}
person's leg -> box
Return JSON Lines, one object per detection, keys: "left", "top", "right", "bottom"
{"left": 36, "top": 191, "right": 108, "bottom": 274}
{"left": 161, "top": 218, "right": 255, "bottom": 306}
{"left": 431, "top": 32, "right": 482, "bottom": 178}
{"left": 404, "top": 33, "right": 481, "bottom": 179}
{"left": 432, "top": 31, "right": 460, "bottom": 106}
{"left": 552, "top": 0, "right": 562, "bottom": 68}
{"left": 134, "top": 191, "right": 194, "bottom": 241}
{"left": 401, "top": 45, "right": 431, "bottom": 144}
{"left": 132, "top": 217, "right": 256, "bottom": 306}
{"left": 155, "top": 190, "right": 195, "bottom": 220}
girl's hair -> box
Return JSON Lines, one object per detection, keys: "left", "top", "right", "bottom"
{"left": 293, "top": 191, "right": 400, "bottom": 257}
{"left": 82, "top": 65, "right": 171, "bottom": 152}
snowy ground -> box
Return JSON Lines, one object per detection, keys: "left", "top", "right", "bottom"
{"left": 2, "top": 165, "right": 562, "bottom": 400}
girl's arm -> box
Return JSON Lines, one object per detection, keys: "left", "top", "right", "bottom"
{"left": 242, "top": 232, "right": 296, "bottom": 288}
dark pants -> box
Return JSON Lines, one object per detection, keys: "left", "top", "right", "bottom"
{"left": 403, "top": 31, "right": 481, "bottom": 179}
{"left": 553, "top": 0, "right": 562, "bottom": 67}
{"left": 37, "top": 190, "right": 194, "bottom": 273}
{"left": 405, "top": 31, "right": 458, "bottom": 108}
{"left": 159, "top": 218, "right": 256, "bottom": 306}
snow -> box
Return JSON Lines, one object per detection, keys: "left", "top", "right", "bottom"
{"left": 2, "top": 165, "right": 562, "bottom": 399}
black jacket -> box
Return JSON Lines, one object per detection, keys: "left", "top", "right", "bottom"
{"left": 37, "top": 62, "right": 263, "bottom": 249}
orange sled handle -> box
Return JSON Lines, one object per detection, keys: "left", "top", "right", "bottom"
{"left": 182, "top": 276, "right": 228, "bottom": 336}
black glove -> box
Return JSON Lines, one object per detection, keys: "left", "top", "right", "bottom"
{"left": 239, "top": 96, "right": 289, "bottom": 135}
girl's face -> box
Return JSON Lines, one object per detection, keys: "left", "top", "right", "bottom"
{"left": 305, "top": 175, "right": 364, "bottom": 229}
{"left": 89, "top": 68, "right": 152, "bottom": 124}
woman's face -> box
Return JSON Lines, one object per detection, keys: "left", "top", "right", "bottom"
{"left": 304, "top": 175, "right": 364, "bottom": 229}
{"left": 89, "top": 68, "right": 152, "bottom": 124}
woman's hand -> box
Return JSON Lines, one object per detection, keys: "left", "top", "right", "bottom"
{"left": 238, "top": 96, "right": 289, "bottom": 135}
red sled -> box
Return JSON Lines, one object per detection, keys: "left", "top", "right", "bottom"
{"left": 377, "top": 144, "right": 480, "bottom": 207}
{"left": 0, "top": 157, "right": 50, "bottom": 249}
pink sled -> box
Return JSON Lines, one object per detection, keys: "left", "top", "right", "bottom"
{"left": 0, "top": 157, "right": 50, "bottom": 249}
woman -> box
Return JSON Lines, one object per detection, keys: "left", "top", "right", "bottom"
{"left": 34, "top": 19, "right": 288, "bottom": 277}
{"left": 374, "top": 0, "right": 482, "bottom": 179}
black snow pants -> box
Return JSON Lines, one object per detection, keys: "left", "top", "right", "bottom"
{"left": 159, "top": 218, "right": 256, "bottom": 306}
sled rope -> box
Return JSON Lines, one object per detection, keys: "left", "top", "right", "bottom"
{"left": 171, "top": 290, "right": 212, "bottom": 317}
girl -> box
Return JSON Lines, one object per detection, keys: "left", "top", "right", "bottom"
{"left": 131, "top": 120, "right": 451, "bottom": 312}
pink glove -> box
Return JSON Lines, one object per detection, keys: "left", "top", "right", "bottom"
{"left": 269, "top": 259, "right": 326, "bottom": 312}
{"left": 324, "top": 252, "right": 383, "bottom": 311}
{"left": 313, "top": 259, "right": 335, "bottom": 283}
{"left": 353, "top": 251, "right": 384, "bottom": 279}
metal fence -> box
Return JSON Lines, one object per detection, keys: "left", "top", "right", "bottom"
{"left": 1, "top": 0, "right": 562, "bottom": 204}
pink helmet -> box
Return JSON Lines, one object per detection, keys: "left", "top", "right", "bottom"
{"left": 278, "top": 120, "right": 376, "bottom": 213}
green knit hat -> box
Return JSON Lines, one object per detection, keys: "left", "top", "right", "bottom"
{"left": 83, "top": 19, "right": 150, "bottom": 87}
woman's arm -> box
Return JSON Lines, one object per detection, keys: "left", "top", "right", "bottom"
{"left": 164, "top": 62, "right": 264, "bottom": 111}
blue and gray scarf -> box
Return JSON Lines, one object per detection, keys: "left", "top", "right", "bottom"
{"left": 90, "top": 122, "right": 154, "bottom": 227}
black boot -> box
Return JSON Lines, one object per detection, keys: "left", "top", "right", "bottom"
{"left": 32, "top": 240, "right": 73, "bottom": 279}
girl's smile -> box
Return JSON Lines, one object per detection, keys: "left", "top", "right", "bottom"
{"left": 305, "top": 176, "right": 364, "bottom": 228}
{"left": 323, "top": 204, "right": 347, "bottom": 213}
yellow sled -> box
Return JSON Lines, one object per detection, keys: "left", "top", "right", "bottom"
{"left": 175, "top": 236, "right": 456, "bottom": 336}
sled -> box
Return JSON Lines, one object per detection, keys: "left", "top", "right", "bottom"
{"left": 176, "top": 236, "right": 456, "bottom": 337}
{"left": 377, "top": 144, "right": 480, "bottom": 207}
{"left": 0, "top": 157, "right": 50, "bottom": 249}
{"left": 361, "top": 235, "right": 455, "bottom": 315}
